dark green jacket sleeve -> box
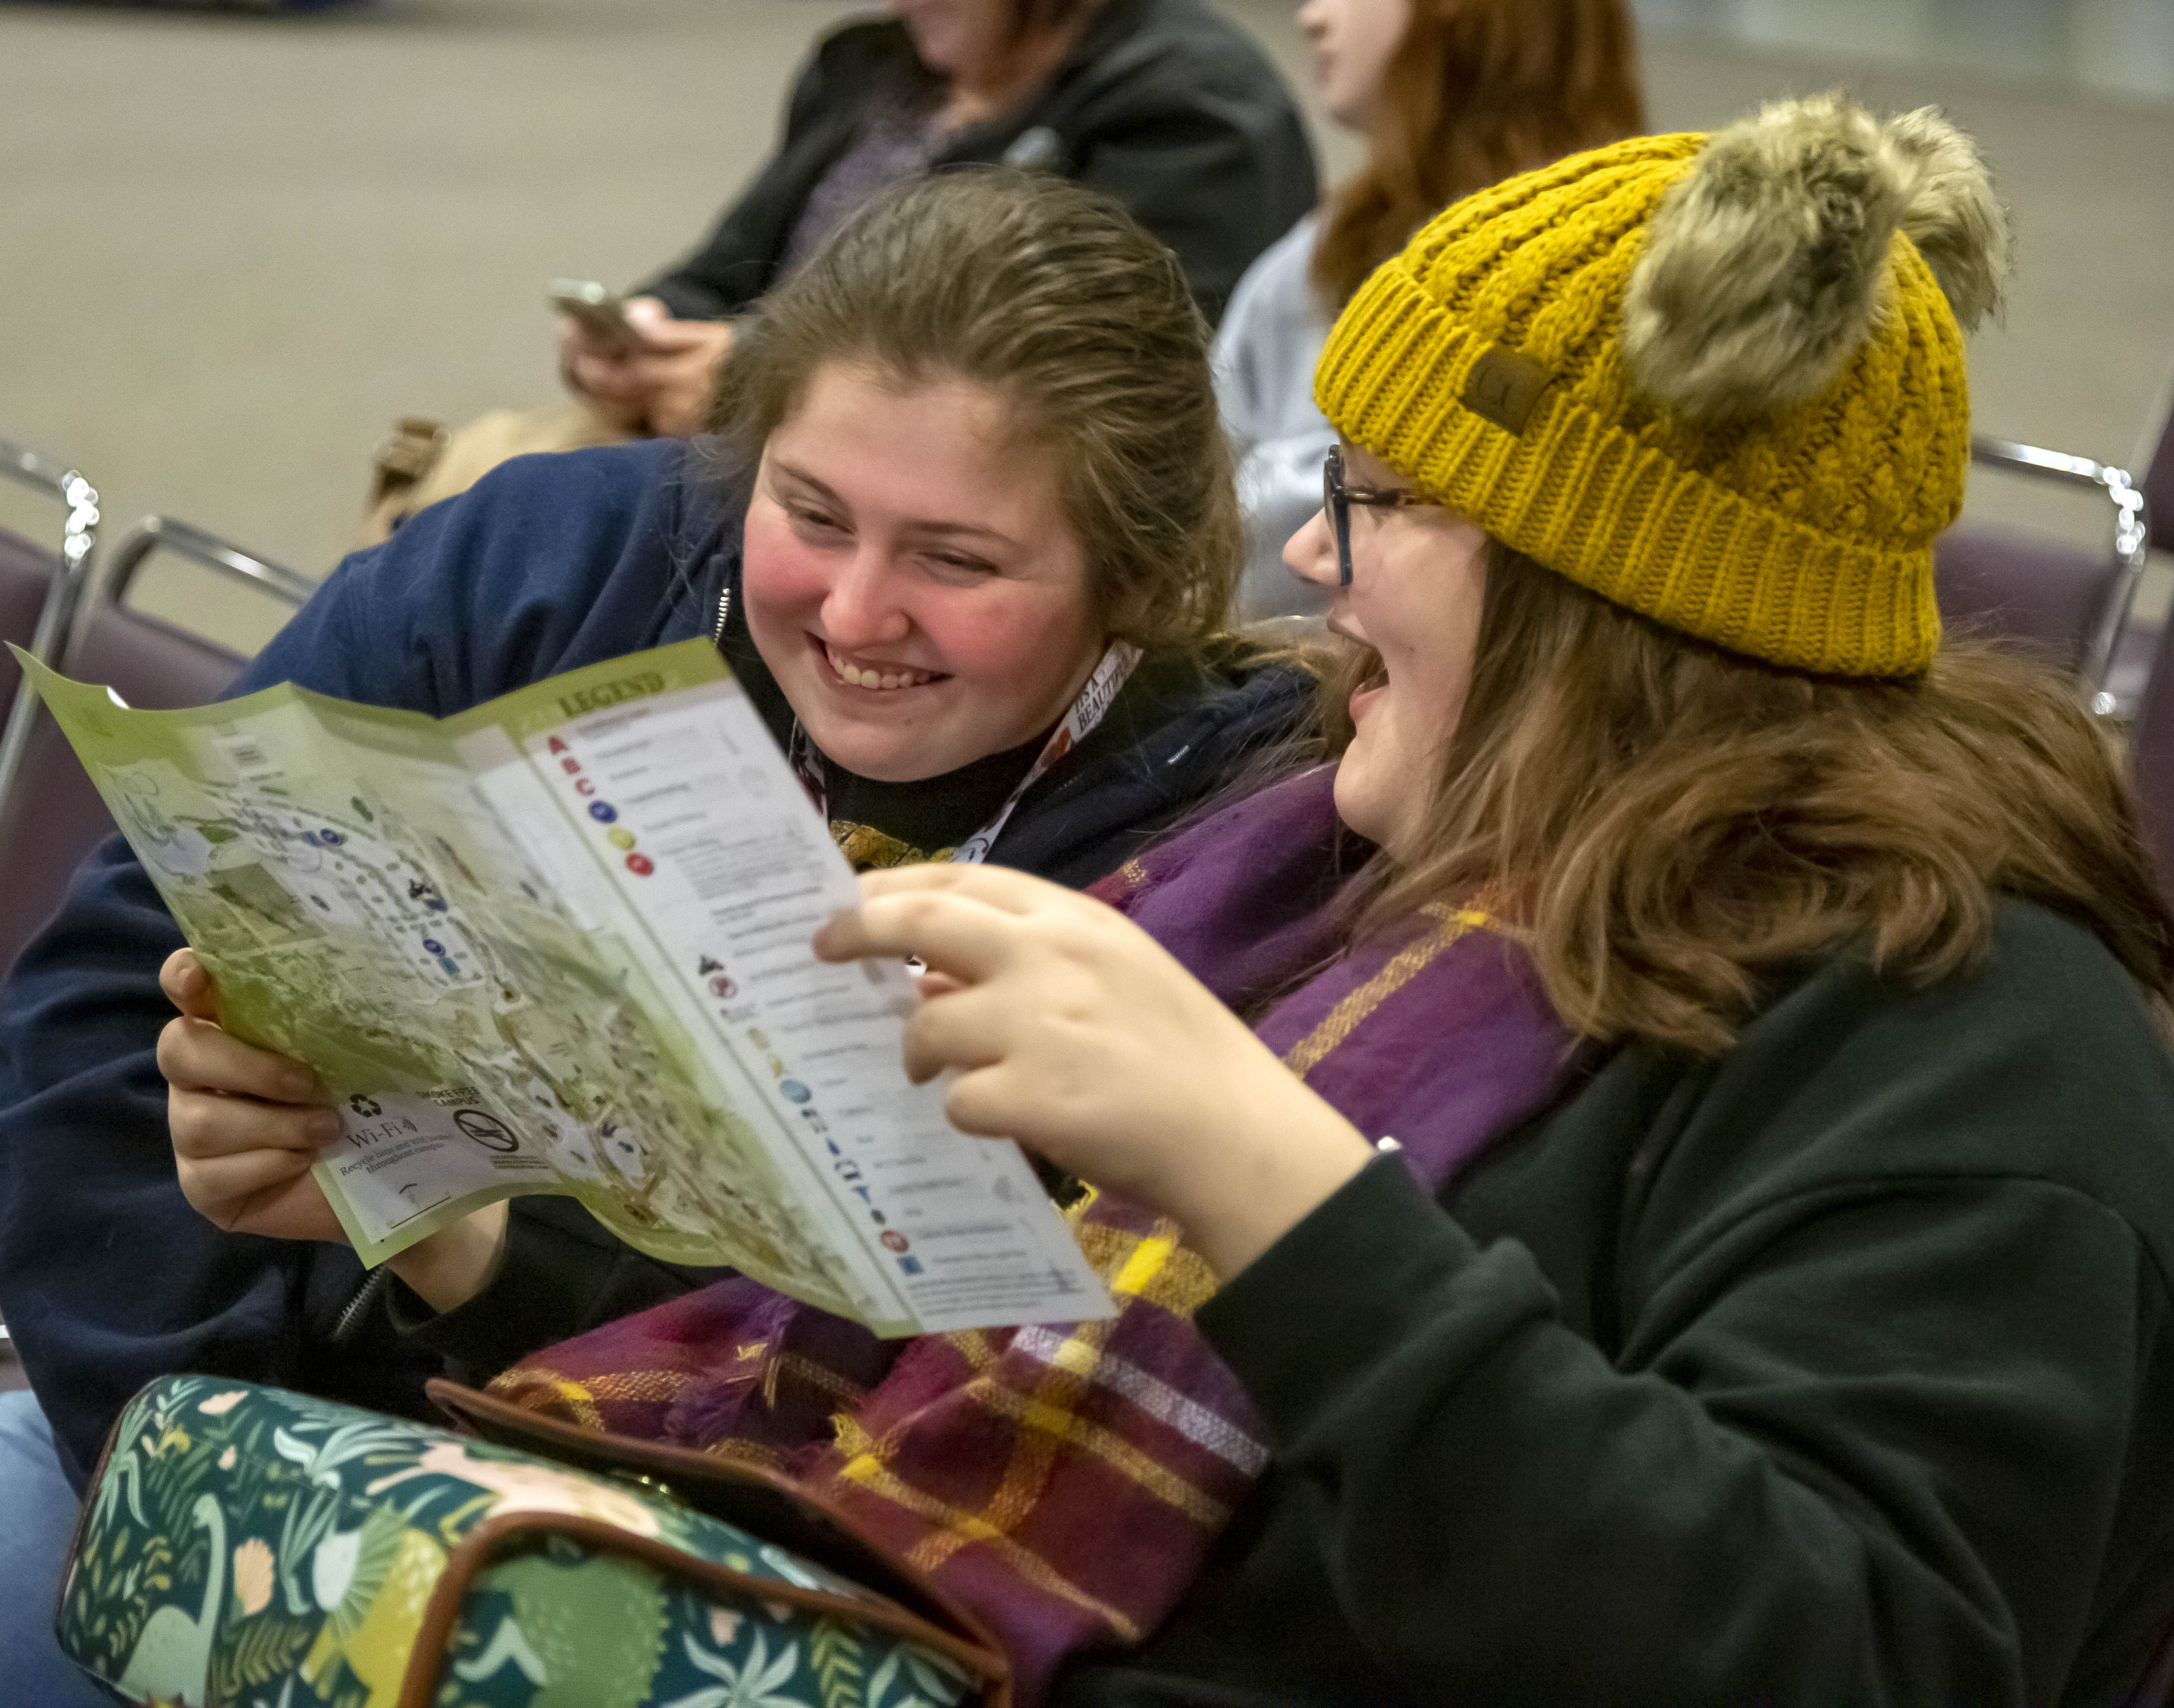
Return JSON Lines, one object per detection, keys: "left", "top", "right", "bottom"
{"left": 388, "top": 1197, "right": 735, "bottom": 1386}
{"left": 1195, "top": 905, "right": 2174, "bottom": 1705}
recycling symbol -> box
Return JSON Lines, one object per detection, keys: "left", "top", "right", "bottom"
{"left": 347, "top": 1094, "right": 381, "bottom": 1118}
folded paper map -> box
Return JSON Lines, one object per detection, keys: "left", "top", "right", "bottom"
{"left": 18, "top": 639, "right": 1112, "bottom": 1335}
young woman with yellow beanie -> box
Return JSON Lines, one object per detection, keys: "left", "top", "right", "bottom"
{"left": 799, "top": 93, "right": 2174, "bottom": 1703}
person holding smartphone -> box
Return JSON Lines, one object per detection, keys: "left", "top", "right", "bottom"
{"left": 367, "top": 0, "right": 1317, "bottom": 543}
{"left": 552, "top": 287, "right": 733, "bottom": 441}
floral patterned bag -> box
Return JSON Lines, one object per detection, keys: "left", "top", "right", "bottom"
{"left": 58, "top": 1374, "right": 1008, "bottom": 1708}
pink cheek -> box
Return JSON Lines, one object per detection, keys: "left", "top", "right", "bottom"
{"left": 915, "top": 595, "right": 1072, "bottom": 685}
{"left": 740, "top": 510, "right": 833, "bottom": 625}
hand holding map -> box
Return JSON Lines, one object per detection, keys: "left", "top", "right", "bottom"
{"left": 17, "top": 639, "right": 1112, "bottom": 1336}
{"left": 157, "top": 945, "right": 354, "bottom": 1245}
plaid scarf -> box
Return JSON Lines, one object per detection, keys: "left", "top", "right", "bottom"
{"left": 489, "top": 767, "right": 1574, "bottom": 1700}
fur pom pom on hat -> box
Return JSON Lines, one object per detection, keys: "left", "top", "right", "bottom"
{"left": 1313, "top": 94, "right": 2013, "bottom": 677}
{"left": 1624, "top": 94, "right": 2009, "bottom": 417}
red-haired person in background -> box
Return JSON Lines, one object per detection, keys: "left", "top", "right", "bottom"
{"left": 1216, "top": 0, "right": 1643, "bottom": 620}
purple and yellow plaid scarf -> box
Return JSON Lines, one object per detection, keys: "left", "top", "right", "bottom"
{"left": 489, "top": 767, "right": 1574, "bottom": 1700}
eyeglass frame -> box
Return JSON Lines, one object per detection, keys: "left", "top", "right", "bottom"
{"left": 1323, "top": 445, "right": 1435, "bottom": 586}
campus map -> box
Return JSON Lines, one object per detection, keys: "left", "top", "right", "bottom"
{"left": 21, "top": 641, "right": 1111, "bottom": 1335}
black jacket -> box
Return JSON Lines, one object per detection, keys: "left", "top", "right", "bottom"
{"left": 0, "top": 439, "right": 1311, "bottom": 1484}
{"left": 1062, "top": 901, "right": 2174, "bottom": 1706}
{"left": 639, "top": 0, "right": 1319, "bottom": 327}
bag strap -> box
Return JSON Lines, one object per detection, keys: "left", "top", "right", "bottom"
{"left": 427, "top": 1377, "right": 1006, "bottom": 1659}
{"left": 396, "top": 1508, "right": 1013, "bottom": 1708}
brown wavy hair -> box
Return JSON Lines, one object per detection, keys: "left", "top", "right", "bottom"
{"left": 1321, "top": 542, "right": 2174, "bottom": 1055}
{"left": 1310, "top": 0, "right": 1646, "bottom": 311}
{"left": 709, "top": 171, "right": 1239, "bottom": 651}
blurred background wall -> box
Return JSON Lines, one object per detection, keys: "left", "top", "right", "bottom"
{"left": 2, "top": 0, "right": 2170, "bottom": 649}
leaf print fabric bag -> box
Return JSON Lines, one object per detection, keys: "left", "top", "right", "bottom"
{"left": 58, "top": 1375, "right": 1008, "bottom": 1708}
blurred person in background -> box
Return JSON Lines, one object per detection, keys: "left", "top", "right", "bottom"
{"left": 1216, "top": 0, "right": 1642, "bottom": 621}
{"left": 364, "top": 0, "right": 1319, "bottom": 542}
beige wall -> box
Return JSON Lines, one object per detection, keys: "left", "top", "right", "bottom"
{"left": 2, "top": 0, "right": 2170, "bottom": 651}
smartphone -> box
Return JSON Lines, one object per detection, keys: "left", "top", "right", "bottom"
{"left": 548, "top": 278, "right": 642, "bottom": 354}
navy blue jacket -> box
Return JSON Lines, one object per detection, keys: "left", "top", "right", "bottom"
{"left": 0, "top": 440, "right": 1310, "bottom": 1484}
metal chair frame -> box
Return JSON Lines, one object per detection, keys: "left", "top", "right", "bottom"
{"left": 98, "top": 515, "right": 314, "bottom": 618}
{"left": 0, "top": 437, "right": 101, "bottom": 817}
{"left": 1967, "top": 435, "right": 2152, "bottom": 712}
{"left": 0, "top": 517, "right": 310, "bottom": 982}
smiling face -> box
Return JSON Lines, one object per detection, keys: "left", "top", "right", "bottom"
{"left": 1287, "top": 441, "right": 1489, "bottom": 854}
{"left": 1296, "top": 0, "right": 1414, "bottom": 133}
{"left": 740, "top": 362, "right": 1105, "bottom": 784}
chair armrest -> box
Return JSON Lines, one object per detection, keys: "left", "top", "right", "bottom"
{"left": 1970, "top": 435, "right": 2151, "bottom": 703}
{"left": 102, "top": 516, "right": 313, "bottom": 613}
{"left": 0, "top": 437, "right": 101, "bottom": 816}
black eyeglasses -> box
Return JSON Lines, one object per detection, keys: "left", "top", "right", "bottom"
{"left": 1323, "top": 445, "right": 1433, "bottom": 586}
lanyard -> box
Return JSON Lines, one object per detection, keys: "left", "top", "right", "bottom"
{"left": 716, "top": 586, "right": 1140, "bottom": 866}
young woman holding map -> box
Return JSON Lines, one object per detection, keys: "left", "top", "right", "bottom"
{"left": 0, "top": 173, "right": 1310, "bottom": 1699}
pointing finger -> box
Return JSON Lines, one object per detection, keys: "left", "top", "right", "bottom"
{"left": 853, "top": 862, "right": 1073, "bottom": 917}
{"left": 813, "top": 890, "right": 1024, "bottom": 983}
{"left": 898, "top": 984, "right": 1011, "bottom": 1086}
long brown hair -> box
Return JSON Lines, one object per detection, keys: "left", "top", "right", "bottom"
{"left": 1310, "top": 0, "right": 1646, "bottom": 311}
{"left": 710, "top": 171, "right": 1239, "bottom": 652}
{"left": 1325, "top": 542, "right": 2174, "bottom": 1055}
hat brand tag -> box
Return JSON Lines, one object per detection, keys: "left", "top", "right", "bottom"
{"left": 1463, "top": 345, "right": 1557, "bottom": 436}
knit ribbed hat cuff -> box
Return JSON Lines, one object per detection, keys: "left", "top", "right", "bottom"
{"left": 1315, "top": 260, "right": 1942, "bottom": 677}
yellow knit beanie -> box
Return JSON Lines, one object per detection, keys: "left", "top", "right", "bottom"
{"left": 1313, "top": 95, "right": 2012, "bottom": 677}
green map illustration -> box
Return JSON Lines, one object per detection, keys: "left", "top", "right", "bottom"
{"left": 20, "top": 645, "right": 855, "bottom": 1312}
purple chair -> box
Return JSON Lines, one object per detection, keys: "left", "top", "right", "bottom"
{"left": 2140, "top": 375, "right": 2174, "bottom": 559}
{"left": 1934, "top": 436, "right": 2151, "bottom": 712}
{"left": 0, "top": 527, "right": 56, "bottom": 716}
{"left": 0, "top": 517, "right": 310, "bottom": 976}
{"left": 0, "top": 440, "right": 101, "bottom": 809}
{"left": 2114, "top": 371, "right": 2174, "bottom": 899}
{"left": 2131, "top": 581, "right": 2174, "bottom": 903}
